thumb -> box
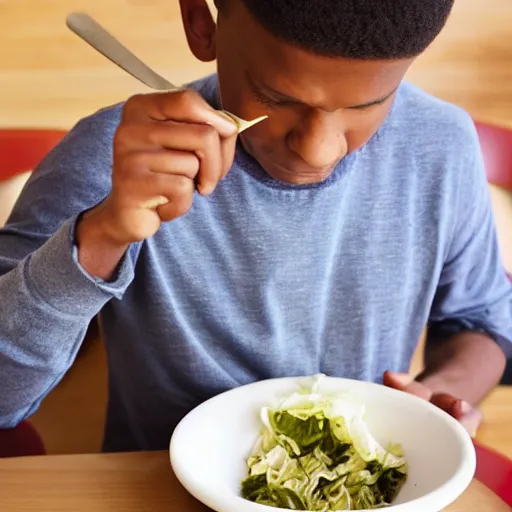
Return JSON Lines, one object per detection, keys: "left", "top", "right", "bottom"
{"left": 383, "top": 371, "right": 432, "bottom": 400}
{"left": 459, "top": 407, "right": 483, "bottom": 438}
{"left": 383, "top": 371, "right": 412, "bottom": 390}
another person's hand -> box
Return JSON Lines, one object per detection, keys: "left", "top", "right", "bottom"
{"left": 383, "top": 371, "right": 482, "bottom": 437}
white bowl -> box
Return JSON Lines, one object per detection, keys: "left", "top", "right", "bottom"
{"left": 170, "top": 376, "right": 476, "bottom": 512}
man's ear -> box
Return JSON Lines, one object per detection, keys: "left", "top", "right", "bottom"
{"left": 179, "top": 0, "right": 217, "bottom": 62}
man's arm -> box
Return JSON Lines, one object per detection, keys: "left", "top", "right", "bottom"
{"left": 0, "top": 90, "right": 238, "bottom": 428}
{"left": 0, "top": 108, "right": 138, "bottom": 427}
{"left": 417, "top": 331, "right": 506, "bottom": 405}
{"left": 385, "top": 330, "right": 506, "bottom": 435}
{"left": 385, "top": 113, "right": 512, "bottom": 432}
{"left": 424, "top": 114, "right": 512, "bottom": 390}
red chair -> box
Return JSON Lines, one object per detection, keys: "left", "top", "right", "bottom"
{"left": 473, "top": 120, "right": 512, "bottom": 506}
{"left": 475, "top": 121, "right": 512, "bottom": 190}
{"left": 0, "top": 422, "right": 46, "bottom": 458}
{"left": 0, "top": 128, "right": 66, "bottom": 457}
{"left": 0, "top": 128, "right": 66, "bottom": 181}
{"left": 473, "top": 441, "right": 512, "bottom": 507}
{"left": 475, "top": 119, "right": 512, "bottom": 282}
{"left": 475, "top": 121, "right": 512, "bottom": 297}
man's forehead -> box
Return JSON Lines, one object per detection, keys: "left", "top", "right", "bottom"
{"left": 240, "top": 42, "right": 411, "bottom": 98}
{"left": 215, "top": 0, "right": 413, "bottom": 108}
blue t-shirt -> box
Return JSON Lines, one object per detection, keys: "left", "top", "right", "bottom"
{"left": 1, "top": 75, "right": 511, "bottom": 452}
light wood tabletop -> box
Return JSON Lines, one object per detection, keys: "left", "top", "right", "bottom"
{"left": 477, "top": 386, "right": 512, "bottom": 459}
{"left": 0, "top": 451, "right": 510, "bottom": 512}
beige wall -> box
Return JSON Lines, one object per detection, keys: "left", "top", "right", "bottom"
{"left": 2, "top": 0, "right": 511, "bottom": 266}
{"left": 1, "top": 0, "right": 512, "bottom": 129}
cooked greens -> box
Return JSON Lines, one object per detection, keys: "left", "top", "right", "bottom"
{"left": 241, "top": 375, "right": 408, "bottom": 510}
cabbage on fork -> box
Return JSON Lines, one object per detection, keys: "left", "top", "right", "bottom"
{"left": 241, "top": 375, "right": 408, "bottom": 510}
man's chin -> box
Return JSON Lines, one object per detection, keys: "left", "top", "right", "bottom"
{"left": 240, "top": 136, "right": 336, "bottom": 185}
{"left": 241, "top": 142, "right": 335, "bottom": 185}
{"left": 257, "top": 157, "right": 335, "bottom": 185}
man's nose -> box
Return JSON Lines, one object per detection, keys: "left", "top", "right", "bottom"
{"left": 287, "top": 110, "right": 347, "bottom": 169}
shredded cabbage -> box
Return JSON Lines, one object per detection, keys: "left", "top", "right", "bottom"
{"left": 241, "top": 374, "right": 408, "bottom": 510}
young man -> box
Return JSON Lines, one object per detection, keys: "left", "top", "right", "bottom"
{"left": 0, "top": 0, "right": 511, "bottom": 452}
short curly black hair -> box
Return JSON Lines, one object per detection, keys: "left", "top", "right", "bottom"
{"left": 216, "top": 0, "right": 454, "bottom": 60}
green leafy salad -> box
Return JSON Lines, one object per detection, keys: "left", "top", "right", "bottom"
{"left": 241, "top": 375, "right": 408, "bottom": 510}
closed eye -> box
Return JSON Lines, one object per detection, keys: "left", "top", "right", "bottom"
{"left": 347, "top": 103, "right": 377, "bottom": 111}
{"left": 250, "top": 82, "right": 294, "bottom": 109}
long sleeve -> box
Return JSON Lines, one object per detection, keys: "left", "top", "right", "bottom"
{"left": 427, "top": 120, "right": 512, "bottom": 356}
{"left": 0, "top": 105, "right": 140, "bottom": 427}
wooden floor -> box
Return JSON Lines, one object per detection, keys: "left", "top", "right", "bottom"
{"left": 1, "top": 0, "right": 512, "bottom": 455}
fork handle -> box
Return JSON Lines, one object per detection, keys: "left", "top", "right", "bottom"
{"left": 66, "top": 12, "right": 176, "bottom": 91}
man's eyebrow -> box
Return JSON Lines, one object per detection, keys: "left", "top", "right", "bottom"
{"left": 250, "top": 75, "right": 397, "bottom": 109}
{"left": 346, "top": 88, "right": 399, "bottom": 109}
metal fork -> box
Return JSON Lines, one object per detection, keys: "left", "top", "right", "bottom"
{"left": 66, "top": 12, "right": 267, "bottom": 133}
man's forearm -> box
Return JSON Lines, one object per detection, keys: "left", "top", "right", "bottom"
{"left": 76, "top": 200, "right": 131, "bottom": 282}
{"left": 416, "top": 331, "right": 506, "bottom": 405}
{"left": 0, "top": 219, "right": 121, "bottom": 427}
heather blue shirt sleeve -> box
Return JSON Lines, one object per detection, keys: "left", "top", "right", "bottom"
{"left": 0, "top": 106, "right": 140, "bottom": 427}
{"left": 427, "top": 120, "right": 512, "bottom": 356}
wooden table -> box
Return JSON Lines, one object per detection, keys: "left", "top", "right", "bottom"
{"left": 0, "top": 451, "right": 510, "bottom": 512}
{"left": 477, "top": 386, "right": 512, "bottom": 460}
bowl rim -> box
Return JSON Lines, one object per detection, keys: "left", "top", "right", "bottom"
{"left": 169, "top": 375, "right": 477, "bottom": 512}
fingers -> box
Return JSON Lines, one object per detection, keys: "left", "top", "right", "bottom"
{"left": 220, "top": 134, "right": 238, "bottom": 180}
{"left": 383, "top": 371, "right": 411, "bottom": 390}
{"left": 122, "top": 89, "right": 238, "bottom": 139}
{"left": 430, "top": 393, "right": 482, "bottom": 437}
{"left": 118, "top": 150, "right": 200, "bottom": 180}
{"left": 383, "top": 371, "right": 432, "bottom": 400}
{"left": 108, "top": 89, "right": 240, "bottom": 238}
{"left": 115, "top": 121, "right": 236, "bottom": 195}
{"left": 156, "top": 177, "right": 195, "bottom": 221}
{"left": 139, "top": 173, "right": 195, "bottom": 220}
{"left": 383, "top": 372, "right": 482, "bottom": 436}
{"left": 430, "top": 393, "right": 463, "bottom": 417}
{"left": 459, "top": 408, "right": 483, "bottom": 438}
{"left": 137, "top": 173, "right": 194, "bottom": 207}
